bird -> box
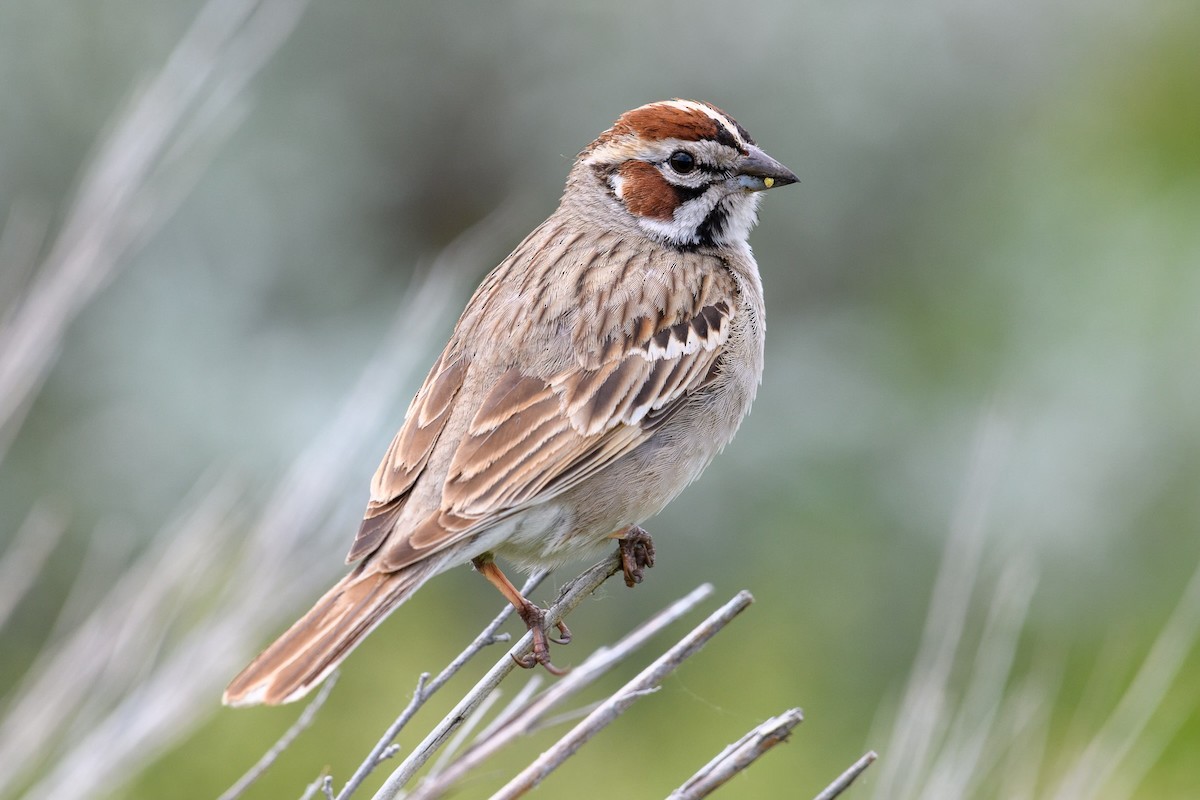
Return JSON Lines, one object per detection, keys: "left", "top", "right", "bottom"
{"left": 223, "top": 99, "right": 797, "bottom": 706}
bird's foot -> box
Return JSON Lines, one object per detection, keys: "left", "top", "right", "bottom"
{"left": 618, "top": 526, "right": 656, "bottom": 588}
{"left": 511, "top": 603, "right": 569, "bottom": 676}
{"left": 472, "top": 554, "right": 569, "bottom": 675}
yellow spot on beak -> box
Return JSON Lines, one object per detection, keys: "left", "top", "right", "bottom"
{"left": 763, "top": 177, "right": 775, "bottom": 189}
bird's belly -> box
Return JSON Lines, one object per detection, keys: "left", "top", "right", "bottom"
{"left": 490, "top": 366, "right": 757, "bottom": 571}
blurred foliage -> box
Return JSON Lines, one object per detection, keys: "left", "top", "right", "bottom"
{"left": 1, "top": 0, "right": 1199, "bottom": 797}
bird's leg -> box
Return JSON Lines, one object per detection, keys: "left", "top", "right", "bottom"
{"left": 613, "top": 525, "right": 656, "bottom": 588}
{"left": 472, "top": 555, "right": 568, "bottom": 675}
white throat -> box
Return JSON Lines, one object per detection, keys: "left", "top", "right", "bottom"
{"left": 631, "top": 186, "right": 763, "bottom": 249}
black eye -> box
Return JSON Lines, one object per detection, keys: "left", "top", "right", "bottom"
{"left": 668, "top": 150, "right": 695, "bottom": 174}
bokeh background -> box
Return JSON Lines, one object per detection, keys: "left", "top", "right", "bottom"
{"left": 1, "top": 0, "right": 1198, "bottom": 797}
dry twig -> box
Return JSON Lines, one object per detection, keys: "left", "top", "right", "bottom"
{"left": 298, "top": 774, "right": 335, "bottom": 800}
{"left": 814, "top": 751, "right": 878, "bottom": 800}
{"left": 366, "top": 558, "right": 622, "bottom": 799}
{"left": 483, "top": 590, "right": 755, "bottom": 800}
{"left": 332, "top": 571, "right": 549, "bottom": 800}
{"left": 246, "top": 559, "right": 864, "bottom": 800}
{"left": 219, "top": 672, "right": 341, "bottom": 800}
{"left": 669, "top": 708, "right": 805, "bottom": 799}
{"left": 409, "top": 583, "right": 717, "bottom": 799}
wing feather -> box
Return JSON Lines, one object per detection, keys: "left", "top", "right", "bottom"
{"left": 346, "top": 353, "right": 467, "bottom": 562}
{"left": 352, "top": 221, "right": 740, "bottom": 570}
{"left": 440, "top": 298, "right": 735, "bottom": 528}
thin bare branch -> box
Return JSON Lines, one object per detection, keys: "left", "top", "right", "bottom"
{"left": 524, "top": 697, "right": 603, "bottom": 734}
{"left": 427, "top": 687, "right": 502, "bottom": 776}
{"left": 411, "top": 583, "right": 717, "bottom": 799}
{"left": 333, "top": 571, "right": 546, "bottom": 800}
{"left": 297, "top": 771, "right": 332, "bottom": 800}
{"left": 304, "top": 775, "right": 334, "bottom": 800}
{"left": 219, "top": 672, "right": 340, "bottom": 800}
{"left": 814, "top": 751, "right": 878, "bottom": 800}
{"left": 483, "top": 590, "right": 755, "bottom": 800}
{"left": 472, "top": 674, "right": 544, "bottom": 744}
{"left": 669, "top": 708, "right": 804, "bottom": 799}
{"left": 367, "top": 558, "right": 622, "bottom": 800}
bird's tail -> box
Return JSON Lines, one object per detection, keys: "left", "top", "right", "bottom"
{"left": 223, "top": 561, "right": 437, "bottom": 706}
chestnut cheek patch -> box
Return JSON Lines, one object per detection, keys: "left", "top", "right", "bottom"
{"left": 618, "top": 161, "right": 676, "bottom": 221}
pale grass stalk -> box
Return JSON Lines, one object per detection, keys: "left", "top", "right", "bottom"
{"left": 0, "top": 2, "right": 318, "bottom": 786}
{"left": 992, "top": 657, "right": 1059, "bottom": 800}
{"left": 1, "top": 221, "right": 492, "bottom": 799}
{"left": 922, "top": 559, "right": 1038, "bottom": 797}
{"left": 40, "top": 520, "right": 139, "bottom": 645}
{"left": 0, "top": 478, "right": 243, "bottom": 796}
{"left": 868, "top": 405, "right": 1200, "bottom": 799}
{"left": 1050, "top": 556, "right": 1200, "bottom": 799}
{"left": 1101, "top": 681, "right": 1199, "bottom": 800}
{"left": 0, "top": 202, "right": 49, "bottom": 322}
{"left": 0, "top": 503, "right": 66, "bottom": 632}
{"left": 871, "top": 411, "right": 1010, "bottom": 800}
{"left": 0, "top": 0, "right": 311, "bottom": 461}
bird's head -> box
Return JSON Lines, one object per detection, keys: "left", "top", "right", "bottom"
{"left": 573, "top": 99, "right": 797, "bottom": 249}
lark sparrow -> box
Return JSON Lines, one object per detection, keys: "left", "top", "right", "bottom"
{"left": 224, "top": 99, "right": 796, "bottom": 706}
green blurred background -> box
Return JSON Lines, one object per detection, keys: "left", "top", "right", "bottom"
{"left": 1, "top": 0, "right": 1199, "bottom": 797}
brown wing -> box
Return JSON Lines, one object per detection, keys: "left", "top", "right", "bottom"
{"left": 345, "top": 351, "right": 467, "bottom": 562}
{"left": 375, "top": 298, "right": 734, "bottom": 570}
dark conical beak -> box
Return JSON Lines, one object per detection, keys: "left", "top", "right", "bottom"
{"left": 737, "top": 145, "right": 799, "bottom": 191}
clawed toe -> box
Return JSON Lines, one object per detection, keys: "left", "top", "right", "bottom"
{"left": 511, "top": 651, "right": 539, "bottom": 669}
{"left": 473, "top": 554, "right": 570, "bottom": 676}
{"left": 513, "top": 602, "right": 570, "bottom": 675}
{"left": 511, "top": 649, "right": 569, "bottom": 676}
{"left": 548, "top": 619, "right": 572, "bottom": 646}
{"left": 618, "top": 526, "right": 656, "bottom": 588}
